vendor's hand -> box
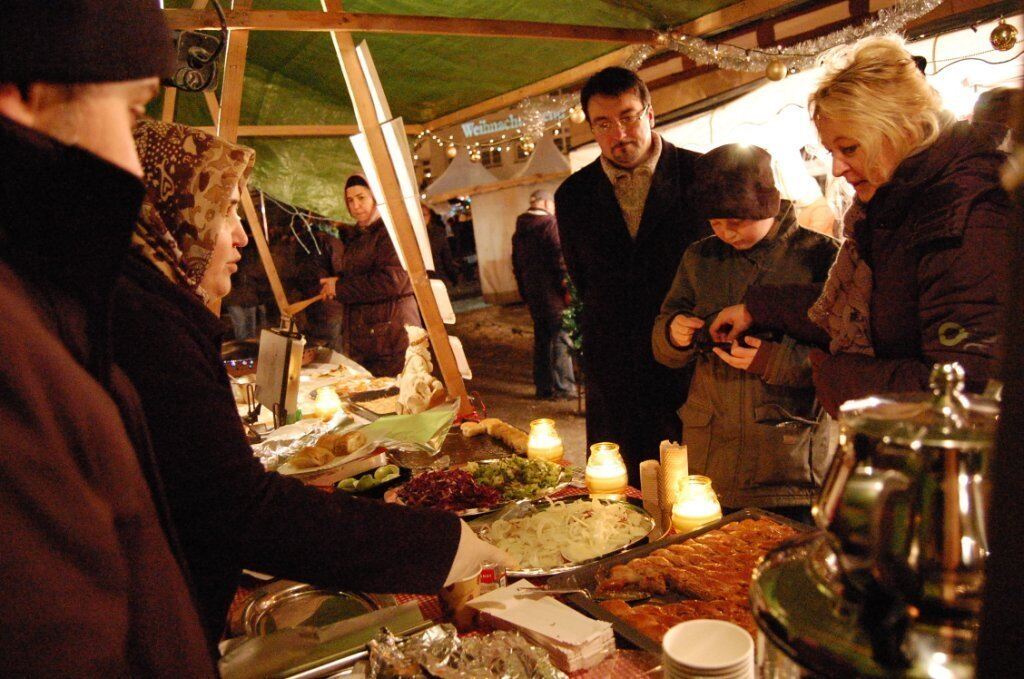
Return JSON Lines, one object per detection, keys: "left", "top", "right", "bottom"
{"left": 669, "top": 314, "right": 705, "bottom": 348}
{"left": 444, "top": 520, "right": 516, "bottom": 586}
{"left": 710, "top": 304, "right": 753, "bottom": 342}
{"left": 318, "top": 276, "right": 338, "bottom": 300}
{"left": 713, "top": 336, "right": 762, "bottom": 371}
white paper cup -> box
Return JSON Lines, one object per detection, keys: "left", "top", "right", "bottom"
{"left": 662, "top": 619, "right": 754, "bottom": 678}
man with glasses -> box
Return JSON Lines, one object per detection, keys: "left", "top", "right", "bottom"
{"left": 555, "top": 67, "right": 708, "bottom": 482}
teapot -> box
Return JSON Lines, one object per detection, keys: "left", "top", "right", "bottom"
{"left": 812, "top": 363, "right": 997, "bottom": 620}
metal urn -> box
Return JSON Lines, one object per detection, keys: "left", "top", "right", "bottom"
{"left": 752, "top": 363, "right": 998, "bottom": 677}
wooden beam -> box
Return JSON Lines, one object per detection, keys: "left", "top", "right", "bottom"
{"left": 323, "top": 0, "right": 471, "bottom": 414}
{"left": 216, "top": 0, "right": 252, "bottom": 142}
{"left": 422, "top": 47, "right": 635, "bottom": 133}
{"left": 164, "top": 8, "right": 657, "bottom": 43}
{"left": 420, "top": 0, "right": 802, "bottom": 132}
{"left": 161, "top": 87, "right": 178, "bottom": 122}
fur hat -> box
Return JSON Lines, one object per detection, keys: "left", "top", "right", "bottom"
{"left": 0, "top": 1, "right": 173, "bottom": 84}
{"left": 690, "top": 144, "right": 781, "bottom": 220}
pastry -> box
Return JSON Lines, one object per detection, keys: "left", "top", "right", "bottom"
{"left": 290, "top": 445, "right": 334, "bottom": 469}
{"left": 461, "top": 421, "right": 486, "bottom": 437}
{"left": 594, "top": 518, "right": 799, "bottom": 643}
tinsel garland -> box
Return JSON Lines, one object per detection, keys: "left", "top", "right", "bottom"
{"left": 623, "top": 0, "right": 943, "bottom": 71}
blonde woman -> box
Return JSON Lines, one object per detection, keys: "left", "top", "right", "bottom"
{"left": 711, "top": 36, "right": 1012, "bottom": 415}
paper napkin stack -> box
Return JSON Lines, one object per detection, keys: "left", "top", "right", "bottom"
{"left": 468, "top": 580, "right": 615, "bottom": 673}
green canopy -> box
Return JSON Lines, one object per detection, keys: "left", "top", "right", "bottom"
{"left": 156, "top": 0, "right": 742, "bottom": 217}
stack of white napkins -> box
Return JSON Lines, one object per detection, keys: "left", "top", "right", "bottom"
{"left": 468, "top": 580, "right": 616, "bottom": 673}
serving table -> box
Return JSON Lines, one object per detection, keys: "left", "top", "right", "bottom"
{"left": 228, "top": 481, "right": 661, "bottom": 677}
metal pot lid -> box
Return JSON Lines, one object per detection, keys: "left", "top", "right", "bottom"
{"left": 838, "top": 362, "right": 999, "bottom": 451}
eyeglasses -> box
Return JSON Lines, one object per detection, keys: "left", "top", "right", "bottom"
{"left": 591, "top": 106, "right": 650, "bottom": 135}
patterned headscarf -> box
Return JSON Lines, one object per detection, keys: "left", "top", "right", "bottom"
{"left": 132, "top": 119, "right": 255, "bottom": 301}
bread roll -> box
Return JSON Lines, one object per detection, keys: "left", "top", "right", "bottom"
{"left": 461, "top": 421, "right": 486, "bottom": 437}
{"left": 290, "top": 445, "right": 334, "bottom": 469}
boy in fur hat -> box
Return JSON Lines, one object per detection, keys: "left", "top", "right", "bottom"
{"left": 652, "top": 144, "right": 838, "bottom": 522}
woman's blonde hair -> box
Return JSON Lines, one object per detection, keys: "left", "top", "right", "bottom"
{"left": 810, "top": 36, "right": 951, "bottom": 184}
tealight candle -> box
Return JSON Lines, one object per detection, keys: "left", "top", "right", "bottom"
{"left": 671, "top": 475, "right": 722, "bottom": 534}
{"left": 527, "top": 418, "right": 563, "bottom": 463}
{"left": 586, "top": 442, "right": 628, "bottom": 499}
{"left": 313, "top": 388, "right": 343, "bottom": 419}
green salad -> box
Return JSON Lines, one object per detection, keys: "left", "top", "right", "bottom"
{"left": 465, "top": 457, "right": 566, "bottom": 501}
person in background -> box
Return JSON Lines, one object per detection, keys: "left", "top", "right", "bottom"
{"left": 423, "top": 202, "right": 460, "bottom": 290}
{"left": 306, "top": 222, "right": 347, "bottom": 352}
{"left": 0, "top": 2, "right": 214, "bottom": 675}
{"left": 652, "top": 145, "right": 838, "bottom": 522}
{"left": 223, "top": 235, "right": 267, "bottom": 339}
{"left": 555, "top": 67, "right": 708, "bottom": 482}
{"left": 972, "top": 87, "right": 1019, "bottom": 151}
{"left": 113, "top": 120, "right": 512, "bottom": 645}
{"left": 320, "top": 175, "right": 421, "bottom": 376}
{"left": 512, "top": 189, "right": 577, "bottom": 401}
{"left": 711, "top": 36, "right": 1012, "bottom": 415}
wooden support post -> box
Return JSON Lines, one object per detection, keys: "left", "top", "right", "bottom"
{"left": 216, "top": 0, "right": 252, "bottom": 141}
{"left": 161, "top": 87, "right": 178, "bottom": 122}
{"left": 322, "top": 0, "right": 471, "bottom": 414}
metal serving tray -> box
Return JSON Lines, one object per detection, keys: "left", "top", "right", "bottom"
{"left": 344, "top": 386, "right": 400, "bottom": 421}
{"left": 547, "top": 507, "right": 814, "bottom": 655}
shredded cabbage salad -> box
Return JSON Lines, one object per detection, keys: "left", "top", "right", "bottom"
{"left": 484, "top": 500, "right": 651, "bottom": 570}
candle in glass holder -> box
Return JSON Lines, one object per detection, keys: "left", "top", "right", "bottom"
{"left": 313, "top": 388, "right": 343, "bottom": 419}
{"left": 527, "top": 418, "right": 563, "bottom": 463}
{"left": 586, "top": 442, "right": 628, "bottom": 499}
{"left": 671, "top": 475, "right": 722, "bottom": 534}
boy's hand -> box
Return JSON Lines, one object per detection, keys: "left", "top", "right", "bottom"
{"left": 713, "top": 336, "right": 762, "bottom": 370}
{"left": 319, "top": 276, "right": 338, "bottom": 300}
{"left": 710, "top": 304, "right": 753, "bottom": 342}
{"left": 668, "top": 314, "right": 704, "bottom": 348}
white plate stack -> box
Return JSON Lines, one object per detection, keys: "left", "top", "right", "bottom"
{"left": 662, "top": 619, "right": 755, "bottom": 679}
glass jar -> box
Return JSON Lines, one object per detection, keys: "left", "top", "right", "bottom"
{"left": 526, "top": 418, "right": 563, "bottom": 463}
{"left": 585, "top": 442, "right": 628, "bottom": 499}
{"left": 671, "top": 475, "right": 722, "bottom": 534}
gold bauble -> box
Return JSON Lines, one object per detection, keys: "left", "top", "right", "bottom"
{"left": 766, "top": 59, "right": 788, "bottom": 81}
{"left": 569, "top": 106, "right": 586, "bottom": 125}
{"left": 469, "top": 149, "right": 482, "bottom": 163}
{"left": 990, "top": 21, "right": 1018, "bottom": 52}
{"left": 445, "top": 143, "right": 458, "bottom": 159}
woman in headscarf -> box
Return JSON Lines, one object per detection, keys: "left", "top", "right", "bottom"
{"left": 319, "top": 174, "right": 421, "bottom": 376}
{"left": 113, "top": 120, "right": 508, "bottom": 645}
{"left": 709, "top": 36, "right": 1011, "bottom": 415}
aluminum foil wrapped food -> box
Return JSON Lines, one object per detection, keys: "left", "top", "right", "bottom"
{"left": 368, "top": 624, "right": 566, "bottom": 679}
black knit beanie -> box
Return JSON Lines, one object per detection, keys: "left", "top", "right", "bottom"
{"left": 690, "top": 144, "right": 781, "bottom": 220}
{"left": 0, "top": 0, "right": 174, "bottom": 84}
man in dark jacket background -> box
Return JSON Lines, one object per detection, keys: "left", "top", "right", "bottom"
{"left": 0, "top": 1, "right": 213, "bottom": 675}
{"left": 555, "top": 67, "right": 708, "bottom": 481}
{"left": 512, "top": 189, "right": 577, "bottom": 400}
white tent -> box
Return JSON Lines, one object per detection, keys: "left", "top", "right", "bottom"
{"left": 423, "top": 146, "right": 500, "bottom": 199}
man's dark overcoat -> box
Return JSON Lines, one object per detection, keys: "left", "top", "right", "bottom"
{"left": 555, "top": 140, "right": 708, "bottom": 479}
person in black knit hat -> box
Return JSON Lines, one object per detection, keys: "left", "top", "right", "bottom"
{"left": 0, "top": 1, "right": 216, "bottom": 675}
{"left": 652, "top": 144, "right": 839, "bottom": 522}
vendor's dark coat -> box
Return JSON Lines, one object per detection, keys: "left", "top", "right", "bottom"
{"left": 555, "top": 140, "right": 708, "bottom": 478}
{"left": 334, "top": 218, "right": 421, "bottom": 376}
{"left": 112, "top": 257, "right": 461, "bottom": 644}
{"left": 0, "top": 117, "right": 213, "bottom": 676}
{"left": 512, "top": 209, "right": 568, "bottom": 321}
{"left": 745, "top": 122, "right": 1012, "bottom": 414}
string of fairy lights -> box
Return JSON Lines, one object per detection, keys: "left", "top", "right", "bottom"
{"left": 412, "top": 6, "right": 1019, "bottom": 166}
